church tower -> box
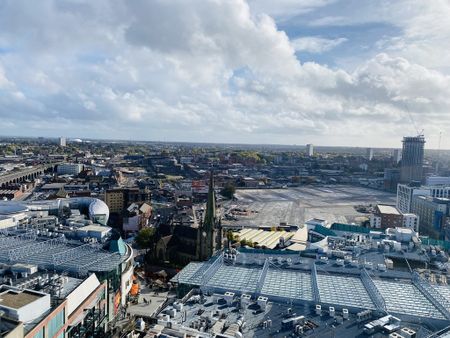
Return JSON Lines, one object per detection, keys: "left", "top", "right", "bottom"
{"left": 199, "top": 171, "right": 220, "bottom": 260}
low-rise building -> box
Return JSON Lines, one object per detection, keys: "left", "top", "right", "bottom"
{"left": 57, "top": 163, "right": 84, "bottom": 176}
{"left": 370, "top": 205, "right": 403, "bottom": 229}
{"left": 402, "top": 213, "right": 419, "bottom": 232}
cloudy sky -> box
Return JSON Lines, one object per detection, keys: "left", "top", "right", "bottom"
{"left": 0, "top": 0, "right": 449, "bottom": 148}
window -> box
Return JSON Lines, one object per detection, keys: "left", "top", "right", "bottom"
{"left": 32, "top": 328, "right": 44, "bottom": 338}
{"left": 48, "top": 309, "right": 65, "bottom": 337}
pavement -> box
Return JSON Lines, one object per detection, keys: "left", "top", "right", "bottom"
{"left": 127, "top": 284, "right": 169, "bottom": 318}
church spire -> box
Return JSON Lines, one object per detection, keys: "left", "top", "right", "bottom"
{"left": 203, "top": 170, "right": 216, "bottom": 229}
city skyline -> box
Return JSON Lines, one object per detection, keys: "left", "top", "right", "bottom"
{"left": 0, "top": 0, "right": 449, "bottom": 148}
{"left": 2, "top": 133, "right": 450, "bottom": 152}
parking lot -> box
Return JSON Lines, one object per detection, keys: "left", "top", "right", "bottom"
{"left": 223, "top": 185, "right": 397, "bottom": 228}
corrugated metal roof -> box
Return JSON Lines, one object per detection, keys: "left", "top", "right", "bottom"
{"left": 236, "top": 229, "right": 294, "bottom": 249}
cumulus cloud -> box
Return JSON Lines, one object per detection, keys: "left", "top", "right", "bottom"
{"left": 291, "top": 37, "right": 347, "bottom": 53}
{"left": 0, "top": 0, "right": 449, "bottom": 147}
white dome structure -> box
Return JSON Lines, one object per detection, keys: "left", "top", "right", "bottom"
{"left": 87, "top": 198, "right": 109, "bottom": 226}
{"left": 64, "top": 197, "right": 110, "bottom": 226}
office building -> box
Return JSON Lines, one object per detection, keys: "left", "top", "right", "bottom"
{"left": 306, "top": 144, "right": 314, "bottom": 157}
{"left": 400, "top": 135, "right": 425, "bottom": 183}
{"left": 402, "top": 213, "right": 419, "bottom": 232}
{"left": 410, "top": 195, "right": 450, "bottom": 239}
{"left": 105, "top": 189, "right": 125, "bottom": 214}
{"left": 393, "top": 148, "right": 402, "bottom": 164}
{"left": 366, "top": 148, "right": 374, "bottom": 160}
{"left": 426, "top": 176, "right": 450, "bottom": 186}
{"left": 59, "top": 137, "right": 66, "bottom": 147}
{"left": 397, "top": 183, "right": 450, "bottom": 213}
{"left": 384, "top": 168, "right": 400, "bottom": 192}
{"left": 56, "top": 163, "right": 84, "bottom": 176}
{"left": 105, "top": 187, "right": 151, "bottom": 214}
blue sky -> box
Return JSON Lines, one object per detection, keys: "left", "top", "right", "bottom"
{"left": 0, "top": 0, "right": 449, "bottom": 148}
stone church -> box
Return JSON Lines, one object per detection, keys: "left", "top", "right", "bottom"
{"left": 154, "top": 172, "right": 223, "bottom": 264}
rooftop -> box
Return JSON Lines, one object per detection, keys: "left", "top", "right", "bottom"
{"left": 0, "top": 230, "right": 127, "bottom": 275}
{"left": 235, "top": 229, "right": 294, "bottom": 249}
{"left": 172, "top": 250, "right": 450, "bottom": 323}
{"left": 377, "top": 204, "right": 401, "bottom": 215}
{"left": 0, "top": 201, "right": 28, "bottom": 215}
{"left": 0, "top": 289, "right": 43, "bottom": 309}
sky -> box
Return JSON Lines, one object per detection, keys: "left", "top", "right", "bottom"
{"left": 0, "top": 0, "right": 450, "bottom": 148}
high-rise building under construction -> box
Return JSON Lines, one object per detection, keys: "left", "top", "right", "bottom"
{"left": 400, "top": 135, "right": 425, "bottom": 183}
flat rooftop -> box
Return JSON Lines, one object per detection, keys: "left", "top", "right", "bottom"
{"left": 0, "top": 231, "right": 126, "bottom": 275}
{"left": 155, "top": 292, "right": 441, "bottom": 338}
{"left": 172, "top": 251, "right": 450, "bottom": 322}
{"left": 377, "top": 204, "right": 401, "bottom": 215}
{"left": 0, "top": 289, "right": 43, "bottom": 309}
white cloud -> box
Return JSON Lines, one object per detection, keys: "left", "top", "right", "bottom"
{"left": 291, "top": 37, "right": 347, "bottom": 53}
{"left": 247, "top": 0, "right": 336, "bottom": 19}
{"left": 0, "top": 0, "right": 449, "bottom": 147}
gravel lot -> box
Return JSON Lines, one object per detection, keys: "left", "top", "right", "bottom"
{"left": 223, "top": 185, "right": 396, "bottom": 228}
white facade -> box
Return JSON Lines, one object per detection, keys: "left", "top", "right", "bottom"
{"left": 0, "top": 287, "right": 50, "bottom": 323}
{"left": 396, "top": 184, "right": 430, "bottom": 213}
{"left": 366, "top": 148, "right": 374, "bottom": 160}
{"left": 426, "top": 176, "right": 450, "bottom": 186}
{"left": 393, "top": 149, "right": 402, "bottom": 163}
{"left": 66, "top": 274, "right": 101, "bottom": 316}
{"left": 0, "top": 216, "right": 17, "bottom": 229}
{"left": 402, "top": 213, "right": 419, "bottom": 232}
{"left": 76, "top": 225, "right": 112, "bottom": 240}
{"left": 120, "top": 245, "right": 134, "bottom": 306}
{"left": 397, "top": 183, "right": 450, "bottom": 213}
{"left": 306, "top": 144, "right": 314, "bottom": 157}
{"left": 59, "top": 137, "right": 66, "bottom": 147}
{"left": 370, "top": 214, "right": 382, "bottom": 229}
{"left": 57, "top": 163, "right": 83, "bottom": 175}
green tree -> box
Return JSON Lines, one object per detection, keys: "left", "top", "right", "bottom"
{"left": 221, "top": 183, "right": 236, "bottom": 199}
{"left": 226, "top": 230, "right": 234, "bottom": 242}
{"left": 135, "top": 227, "right": 156, "bottom": 250}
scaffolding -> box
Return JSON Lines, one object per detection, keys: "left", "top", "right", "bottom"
{"left": 311, "top": 263, "right": 321, "bottom": 303}
{"left": 412, "top": 272, "right": 450, "bottom": 320}
{"left": 360, "top": 268, "right": 387, "bottom": 312}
